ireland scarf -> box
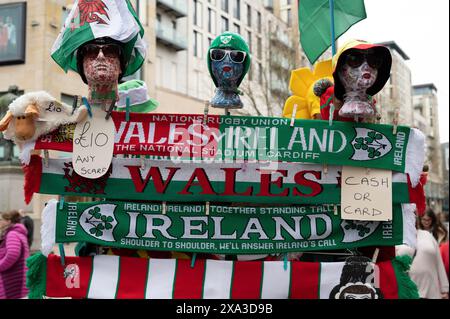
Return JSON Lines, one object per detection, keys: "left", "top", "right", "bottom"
{"left": 40, "top": 200, "right": 417, "bottom": 256}
{"left": 51, "top": 0, "right": 146, "bottom": 77}
{"left": 27, "top": 254, "right": 419, "bottom": 299}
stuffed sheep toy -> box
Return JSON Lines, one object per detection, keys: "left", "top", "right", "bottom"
{"left": 0, "top": 91, "right": 87, "bottom": 146}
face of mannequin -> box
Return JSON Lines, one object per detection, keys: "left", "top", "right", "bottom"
{"left": 82, "top": 44, "right": 121, "bottom": 86}
{"left": 339, "top": 61, "right": 378, "bottom": 93}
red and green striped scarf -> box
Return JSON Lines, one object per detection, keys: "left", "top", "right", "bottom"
{"left": 27, "top": 254, "right": 418, "bottom": 299}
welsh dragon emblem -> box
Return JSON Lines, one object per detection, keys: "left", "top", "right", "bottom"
{"left": 72, "top": 0, "right": 110, "bottom": 29}
{"left": 63, "top": 162, "right": 111, "bottom": 194}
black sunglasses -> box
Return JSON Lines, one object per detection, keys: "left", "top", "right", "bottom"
{"left": 81, "top": 43, "right": 122, "bottom": 59}
{"left": 345, "top": 50, "right": 383, "bottom": 69}
{"left": 210, "top": 49, "right": 247, "bottom": 63}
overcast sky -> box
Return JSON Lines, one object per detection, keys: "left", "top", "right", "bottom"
{"left": 338, "top": 0, "right": 449, "bottom": 143}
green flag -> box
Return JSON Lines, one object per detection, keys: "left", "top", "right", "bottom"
{"left": 299, "top": 0, "right": 367, "bottom": 64}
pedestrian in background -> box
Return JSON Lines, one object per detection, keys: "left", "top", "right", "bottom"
{"left": 397, "top": 218, "right": 449, "bottom": 299}
{"left": 419, "top": 208, "right": 449, "bottom": 245}
{"left": 0, "top": 210, "right": 30, "bottom": 299}
{"left": 19, "top": 209, "right": 34, "bottom": 249}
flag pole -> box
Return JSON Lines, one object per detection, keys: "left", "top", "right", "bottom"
{"left": 329, "top": 0, "right": 337, "bottom": 56}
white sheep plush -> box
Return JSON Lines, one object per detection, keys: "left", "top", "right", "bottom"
{"left": 0, "top": 91, "right": 87, "bottom": 146}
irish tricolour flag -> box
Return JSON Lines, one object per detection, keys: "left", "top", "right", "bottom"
{"left": 27, "top": 254, "right": 418, "bottom": 299}
{"left": 51, "top": 0, "right": 146, "bottom": 77}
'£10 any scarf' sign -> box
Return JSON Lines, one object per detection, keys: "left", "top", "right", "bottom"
{"left": 32, "top": 113, "right": 425, "bottom": 185}
{"left": 33, "top": 157, "right": 415, "bottom": 205}
{"left": 41, "top": 200, "right": 416, "bottom": 255}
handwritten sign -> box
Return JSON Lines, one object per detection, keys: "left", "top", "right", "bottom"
{"left": 72, "top": 107, "right": 115, "bottom": 179}
{"left": 341, "top": 167, "right": 392, "bottom": 221}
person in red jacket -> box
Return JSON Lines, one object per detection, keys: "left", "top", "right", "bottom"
{"left": 0, "top": 210, "right": 30, "bottom": 299}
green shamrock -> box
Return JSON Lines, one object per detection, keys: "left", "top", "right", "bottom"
{"left": 356, "top": 224, "right": 371, "bottom": 237}
{"left": 85, "top": 207, "right": 115, "bottom": 238}
{"left": 368, "top": 147, "right": 382, "bottom": 159}
{"left": 353, "top": 138, "right": 369, "bottom": 150}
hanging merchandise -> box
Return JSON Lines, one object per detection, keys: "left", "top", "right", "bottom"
{"left": 51, "top": 0, "right": 146, "bottom": 81}
{"left": 24, "top": 113, "right": 426, "bottom": 184}
{"left": 40, "top": 200, "right": 416, "bottom": 256}
{"left": 116, "top": 80, "right": 159, "bottom": 114}
{"left": 207, "top": 32, "right": 251, "bottom": 109}
{"left": 298, "top": 0, "right": 367, "bottom": 65}
{"left": 27, "top": 253, "right": 419, "bottom": 299}
{"left": 25, "top": 156, "right": 419, "bottom": 205}
{"left": 332, "top": 40, "right": 392, "bottom": 119}
{"left": 283, "top": 59, "right": 333, "bottom": 120}
{"left": 0, "top": 91, "right": 87, "bottom": 163}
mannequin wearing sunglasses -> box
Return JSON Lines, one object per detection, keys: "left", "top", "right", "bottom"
{"left": 207, "top": 32, "right": 251, "bottom": 109}
{"left": 76, "top": 37, "right": 126, "bottom": 114}
{"left": 330, "top": 41, "right": 392, "bottom": 120}
{"left": 336, "top": 49, "right": 381, "bottom": 119}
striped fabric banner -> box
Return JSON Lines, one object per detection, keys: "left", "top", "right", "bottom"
{"left": 29, "top": 112, "right": 425, "bottom": 184}
{"left": 42, "top": 255, "right": 418, "bottom": 299}
{"left": 30, "top": 157, "right": 416, "bottom": 205}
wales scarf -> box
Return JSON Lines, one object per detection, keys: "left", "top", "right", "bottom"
{"left": 25, "top": 156, "right": 421, "bottom": 206}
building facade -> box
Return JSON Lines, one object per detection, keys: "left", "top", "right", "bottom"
{"left": 154, "top": 0, "right": 301, "bottom": 117}
{"left": 413, "top": 83, "right": 444, "bottom": 213}
{"left": 441, "top": 142, "right": 449, "bottom": 217}
{"left": 375, "top": 41, "right": 414, "bottom": 127}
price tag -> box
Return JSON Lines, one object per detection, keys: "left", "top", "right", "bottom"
{"left": 341, "top": 167, "right": 392, "bottom": 221}
{"left": 72, "top": 107, "right": 114, "bottom": 179}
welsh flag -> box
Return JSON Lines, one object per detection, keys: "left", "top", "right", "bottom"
{"left": 27, "top": 254, "right": 419, "bottom": 299}
{"left": 51, "top": 0, "right": 146, "bottom": 77}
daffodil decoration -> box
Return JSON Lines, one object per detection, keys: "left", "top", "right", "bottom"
{"left": 283, "top": 59, "right": 333, "bottom": 120}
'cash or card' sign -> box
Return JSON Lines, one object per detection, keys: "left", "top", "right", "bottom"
{"left": 341, "top": 167, "right": 393, "bottom": 221}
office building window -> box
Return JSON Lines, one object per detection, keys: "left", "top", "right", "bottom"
{"left": 194, "top": 31, "right": 202, "bottom": 58}
{"left": 234, "top": 0, "right": 241, "bottom": 19}
{"left": 257, "top": 11, "right": 261, "bottom": 33}
{"left": 208, "top": 8, "right": 216, "bottom": 33}
{"left": 221, "top": 0, "right": 229, "bottom": 12}
{"left": 221, "top": 16, "right": 229, "bottom": 33}
{"left": 194, "top": 0, "right": 202, "bottom": 27}
{"left": 246, "top": 4, "right": 251, "bottom": 27}
{"left": 233, "top": 23, "right": 240, "bottom": 34}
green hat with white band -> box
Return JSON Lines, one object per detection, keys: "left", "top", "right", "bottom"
{"left": 116, "top": 80, "right": 159, "bottom": 113}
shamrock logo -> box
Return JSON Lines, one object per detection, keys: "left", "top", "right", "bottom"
{"left": 220, "top": 35, "right": 232, "bottom": 44}
{"left": 80, "top": 204, "right": 117, "bottom": 242}
{"left": 344, "top": 221, "right": 372, "bottom": 238}
{"left": 341, "top": 219, "right": 380, "bottom": 243}
{"left": 85, "top": 207, "right": 114, "bottom": 237}
{"left": 351, "top": 128, "right": 392, "bottom": 161}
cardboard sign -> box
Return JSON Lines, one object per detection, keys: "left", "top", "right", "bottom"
{"left": 72, "top": 108, "right": 115, "bottom": 179}
{"left": 341, "top": 167, "right": 392, "bottom": 221}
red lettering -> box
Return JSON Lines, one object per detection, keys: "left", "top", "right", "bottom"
{"left": 293, "top": 171, "right": 323, "bottom": 197}
{"left": 256, "top": 170, "right": 289, "bottom": 197}
{"left": 178, "top": 168, "right": 217, "bottom": 195}
{"left": 220, "top": 168, "right": 253, "bottom": 196}
{"left": 126, "top": 166, "right": 180, "bottom": 193}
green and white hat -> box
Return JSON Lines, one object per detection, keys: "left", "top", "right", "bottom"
{"left": 51, "top": 0, "right": 146, "bottom": 79}
{"left": 116, "top": 80, "right": 159, "bottom": 113}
